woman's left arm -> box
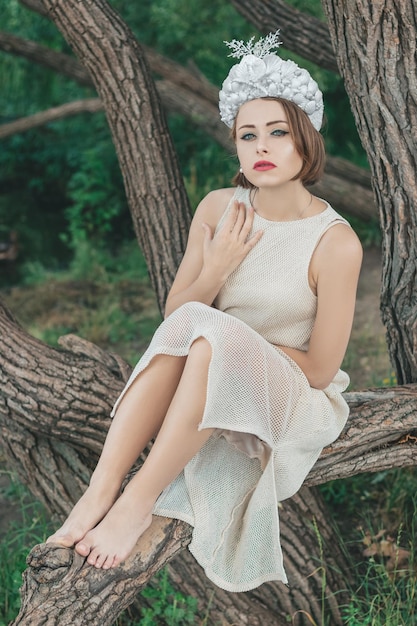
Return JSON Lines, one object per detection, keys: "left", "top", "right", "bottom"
{"left": 277, "top": 224, "right": 363, "bottom": 389}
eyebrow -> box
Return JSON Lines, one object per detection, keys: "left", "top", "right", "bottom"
{"left": 237, "top": 120, "right": 289, "bottom": 130}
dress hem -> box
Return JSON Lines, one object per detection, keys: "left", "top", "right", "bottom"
{"left": 152, "top": 511, "right": 289, "bottom": 592}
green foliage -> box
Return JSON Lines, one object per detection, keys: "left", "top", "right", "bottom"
{"left": 285, "top": 0, "right": 325, "bottom": 19}
{"left": 342, "top": 564, "right": 417, "bottom": 626}
{"left": 321, "top": 468, "right": 417, "bottom": 525}
{"left": 1, "top": 0, "right": 84, "bottom": 115}
{"left": 64, "top": 134, "right": 130, "bottom": 250}
{"left": 322, "top": 469, "right": 417, "bottom": 625}
{"left": 342, "top": 515, "right": 416, "bottom": 626}
{"left": 136, "top": 569, "right": 199, "bottom": 625}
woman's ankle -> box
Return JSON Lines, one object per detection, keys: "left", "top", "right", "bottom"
{"left": 88, "top": 469, "right": 124, "bottom": 494}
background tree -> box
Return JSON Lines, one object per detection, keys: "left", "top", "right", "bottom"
{"left": 0, "top": 0, "right": 416, "bottom": 625}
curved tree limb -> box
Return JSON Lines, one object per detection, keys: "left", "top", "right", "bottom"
{"left": 18, "top": 0, "right": 49, "bottom": 17}
{"left": 228, "top": 0, "right": 338, "bottom": 74}
{"left": 0, "top": 98, "right": 102, "bottom": 138}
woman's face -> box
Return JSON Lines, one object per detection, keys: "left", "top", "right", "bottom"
{"left": 235, "top": 98, "right": 303, "bottom": 189}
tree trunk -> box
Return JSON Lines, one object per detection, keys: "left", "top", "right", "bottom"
{"left": 1, "top": 0, "right": 416, "bottom": 624}
{"left": 320, "top": 0, "right": 417, "bottom": 383}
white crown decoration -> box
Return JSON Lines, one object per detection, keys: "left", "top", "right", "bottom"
{"left": 219, "top": 30, "right": 324, "bottom": 131}
{"left": 225, "top": 31, "right": 283, "bottom": 59}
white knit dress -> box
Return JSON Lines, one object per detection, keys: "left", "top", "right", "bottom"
{"left": 111, "top": 186, "right": 351, "bottom": 592}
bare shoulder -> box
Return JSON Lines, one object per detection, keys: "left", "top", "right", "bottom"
{"left": 193, "top": 187, "right": 236, "bottom": 227}
{"left": 312, "top": 222, "right": 363, "bottom": 286}
{"left": 319, "top": 223, "right": 363, "bottom": 263}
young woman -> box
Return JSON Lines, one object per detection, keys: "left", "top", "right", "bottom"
{"left": 47, "top": 32, "right": 362, "bottom": 592}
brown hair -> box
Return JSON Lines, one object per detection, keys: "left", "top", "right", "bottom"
{"left": 231, "top": 97, "right": 326, "bottom": 188}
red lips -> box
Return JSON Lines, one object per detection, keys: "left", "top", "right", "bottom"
{"left": 253, "top": 161, "right": 276, "bottom": 171}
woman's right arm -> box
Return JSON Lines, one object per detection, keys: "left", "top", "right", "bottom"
{"left": 164, "top": 188, "right": 262, "bottom": 318}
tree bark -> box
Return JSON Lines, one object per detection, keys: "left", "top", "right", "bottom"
{"left": 320, "top": 0, "right": 417, "bottom": 383}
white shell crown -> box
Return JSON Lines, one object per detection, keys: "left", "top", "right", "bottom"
{"left": 219, "top": 31, "right": 324, "bottom": 131}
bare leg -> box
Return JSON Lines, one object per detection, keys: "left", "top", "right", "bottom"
{"left": 46, "top": 352, "right": 187, "bottom": 548}
{"left": 74, "top": 337, "right": 214, "bottom": 569}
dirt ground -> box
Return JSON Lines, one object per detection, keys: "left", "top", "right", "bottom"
{"left": 0, "top": 246, "right": 392, "bottom": 540}
{"left": 347, "top": 245, "right": 392, "bottom": 389}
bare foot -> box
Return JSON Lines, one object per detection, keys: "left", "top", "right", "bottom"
{"left": 74, "top": 490, "right": 153, "bottom": 569}
{"left": 46, "top": 480, "right": 121, "bottom": 548}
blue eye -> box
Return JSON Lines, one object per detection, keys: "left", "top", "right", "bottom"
{"left": 271, "top": 129, "right": 288, "bottom": 137}
{"left": 240, "top": 132, "right": 256, "bottom": 141}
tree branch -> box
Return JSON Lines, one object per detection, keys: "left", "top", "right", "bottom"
{"left": 0, "top": 30, "right": 92, "bottom": 85}
{"left": 1, "top": 301, "right": 415, "bottom": 508}
{"left": 18, "top": 0, "right": 49, "bottom": 17}
{"left": 12, "top": 517, "right": 192, "bottom": 626}
{"left": 228, "top": 0, "right": 338, "bottom": 74}
{"left": 0, "top": 98, "right": 102, "bottom": 138}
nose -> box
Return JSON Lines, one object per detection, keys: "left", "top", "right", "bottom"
{"left": 256, "top": 135, "right": 269, "bottom": 154}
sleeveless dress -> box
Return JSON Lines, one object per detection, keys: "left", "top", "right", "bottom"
{"left": 111, "top": 186, "right": 351, "bottom": 592}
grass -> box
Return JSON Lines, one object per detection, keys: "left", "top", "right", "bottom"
{"left": 342, "top": 518, "right": 417, "bottom": 626}
{"left": 118, "top": 569, "right": 200, "bottom": 626}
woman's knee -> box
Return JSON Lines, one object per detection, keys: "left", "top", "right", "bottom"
{"left": 188, "top": 336, "right": 212, "bottom": 365}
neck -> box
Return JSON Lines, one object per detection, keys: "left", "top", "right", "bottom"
{"left": 250, "top": 184, "right": 313, "bottom": 222}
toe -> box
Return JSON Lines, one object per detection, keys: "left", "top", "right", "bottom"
{"left": 75, "top": 539, "right": 92, "bottom": 557}
{"left": 102, "top": 554, "right": 116, "bottom": 570}
{"left": 92, "top": 550, "right": 107, "bottom": 569}
{"left": 86, "top": 547, "right": 100, "bottom": 566}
